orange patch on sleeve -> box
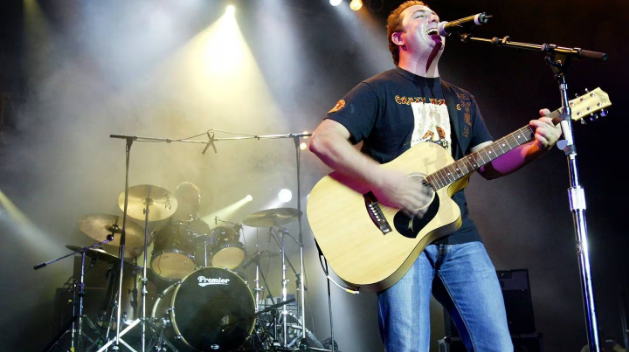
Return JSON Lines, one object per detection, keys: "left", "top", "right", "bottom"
{"left": 328, "top": 99, "right": 346, "bottom": 113}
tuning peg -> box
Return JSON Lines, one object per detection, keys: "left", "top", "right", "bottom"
{"left": 600, "top": 109, "right": 608, "bottom": 117}
{"left": 580, "top": 119, "right": 587, "bottom": 125}
{"left": 589, "top": 113, "right": 599, "bottom": 122}
{"left": 584, "top": 88, "right": 589, "bottom": 93}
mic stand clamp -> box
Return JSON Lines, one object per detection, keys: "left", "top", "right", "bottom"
{"left": 202, "top": 131, "right": 217, "bottom": 154}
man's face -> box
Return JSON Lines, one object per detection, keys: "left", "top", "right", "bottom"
{"left": 178, "top": 189, "right": 201, "bottom": 210}
{"left": 397, "top": 5, "right": 445, "bottom": 54}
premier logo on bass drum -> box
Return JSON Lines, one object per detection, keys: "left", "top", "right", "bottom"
{"left": 197, "top": 276, "right": 230, "bottom": 287}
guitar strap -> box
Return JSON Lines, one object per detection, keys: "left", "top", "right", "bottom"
{"left": 441, "top": 81, "right": 465, "bottom": 159}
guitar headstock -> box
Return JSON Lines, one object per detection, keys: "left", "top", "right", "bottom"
{"left": 566, "top": 87, "right": 612, "bottom": 124}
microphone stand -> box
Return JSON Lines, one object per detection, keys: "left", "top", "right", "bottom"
{"left": 101, "top": 136, "right": 139, "bottom": 352}
{"left": 456, "top": 31, "right": 607, "bottom": 352}
{"left": 35, "top": 239, "right": 114, "bottom": 352}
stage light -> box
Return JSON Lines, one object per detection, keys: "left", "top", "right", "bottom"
{"left": 278, "top": 189, "right": 292, "bottom": 203}
{"left": 226, "top": 5, "right": 235, "bottom": 16}
{"left": 0, "top": 189, "right": 59, "bottom": 250}
{"left": 299, "top": 142, "right": 307, "bottom": 150}
{"left": 330, "top": 0, "right": 343, "bottom": 7}
{"left": 349, "top": 0, "right": 363, "bottom": 11}
{"left": 202, "top": 194, "right": 252, "bottom": 225}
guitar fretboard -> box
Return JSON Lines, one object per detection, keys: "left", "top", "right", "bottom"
{"left": 426, "top": 108, "right": 563, "bottom": 190}
{"left": 425, "top": 108, "right": 564, "bottom": 190}
{"left": 425, "top": 126, "right": 534, "bottom": 189}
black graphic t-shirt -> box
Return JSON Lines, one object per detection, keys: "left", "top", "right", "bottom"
{"left": 325, "top": 67, "right": 493, "bottom": 244}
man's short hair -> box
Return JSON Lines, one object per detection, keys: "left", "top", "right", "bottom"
{"left": 386, "top": 1, "right": 427, "bottom": 65}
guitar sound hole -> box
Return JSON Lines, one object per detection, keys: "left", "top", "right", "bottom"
{"left": 408, "top": 173, "right": 435, "bottom": 210}
{"left": 393, "top": 173, "right": 438, "bottom": 239}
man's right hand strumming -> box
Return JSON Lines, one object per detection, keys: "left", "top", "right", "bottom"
{"left": 372, "top": 168, "right": 432, "bottom": 219}
{"left": 310, "top": 119, "right": 432, "bottom": 219}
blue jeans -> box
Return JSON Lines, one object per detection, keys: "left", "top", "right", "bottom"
{"left": 377, "top": 242, "right": 513, "bottom": 351}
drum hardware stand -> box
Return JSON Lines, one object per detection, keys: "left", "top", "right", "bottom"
{"left": 244, "top": 298, "right": 297, "bottom": 352}
{"left": 267, "top": 227, "right": 327, "bottom": 351}
{"left": 97, "top": 194, "right": 160, "bottom": 352}
{"left": 243, "top": 250, "right": 277, "bottom": 309}
{"left": 100, "top": 258, "right": 145, "bottom": 345}
{"left": 144, "top": 318, "right": 178, "bottom": 352}
{"left": 267, "top": 227, "right": 300, "bottom": 348}
{"left": 35, "top": 238, "right": 115, "bottom": 352}
{"left": 456, "top": 29, "right": 608, "bottom": 352}
{"left": 243, "top": 249, "right": 280, "bottom": 351}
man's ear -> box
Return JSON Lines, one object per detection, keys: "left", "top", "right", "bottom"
{"left": 391, "top": 31, "right": 404, "bottom": 47}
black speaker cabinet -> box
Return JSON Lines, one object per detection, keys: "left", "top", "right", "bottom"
{"left": 444, "top": 268, "right": 536, "bottom": 336}
{"left": 439, "top": 333, "right": 544, "bottom": 352}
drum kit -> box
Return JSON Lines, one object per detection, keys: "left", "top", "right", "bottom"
{"left": 39, "top": 184, "right": 329, "bottom": 352}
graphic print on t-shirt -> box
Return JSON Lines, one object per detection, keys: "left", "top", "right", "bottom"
{"left": 407, "top": 97, "right": 451, "bottom": 153}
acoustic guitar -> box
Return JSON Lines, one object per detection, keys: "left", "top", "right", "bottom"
{"left": 306, "top": 88, "right": 611, "bottom": 292}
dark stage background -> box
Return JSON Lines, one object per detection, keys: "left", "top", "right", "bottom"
{"left": 1, "top": 0, "right": 627, "bottom": 351}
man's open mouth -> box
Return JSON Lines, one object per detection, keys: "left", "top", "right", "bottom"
{"left": 426, "top": 28, "right": 439, "bottom": 36}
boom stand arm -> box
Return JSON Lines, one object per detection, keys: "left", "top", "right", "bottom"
{"left": 457, "top": 32, "right": 607, "bottom": 352}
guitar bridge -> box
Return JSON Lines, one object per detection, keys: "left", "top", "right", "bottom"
{"left": 364, "top": 192, "right": 392, "bottom": 234}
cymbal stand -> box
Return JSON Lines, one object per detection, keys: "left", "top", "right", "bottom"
{"left": 268, "top": 226, "right": 307, "bottom": 349}
{"left": 280, "top": 227, "right": 289, "bottom": 348}
{"left": 101, "top": 259, "right": 143, "bottom": 347}
{"left": 35, "top": 239, "right": 114, "bottom": 352}
{"left": 245, "top": 249, "right": 282, "bottom": 350}
{"left": 97, "top": 195, "right": 155, "bottom": 352}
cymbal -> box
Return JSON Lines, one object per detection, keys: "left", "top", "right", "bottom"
{"left": 66, "top": 245, "right": 121, "bottom": 264}
{"left": 118, "top": 184, "right": 178, "bottom": 222}
{"left": 242, "top": 208, "right": 302, "bottom": 228}
{"left": 78, "top": 213, "right": 146, "bottom": 259}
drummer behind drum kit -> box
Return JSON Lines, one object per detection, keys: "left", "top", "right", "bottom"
{"left": 43, "top": 184, "right": 331, "bottom": 352}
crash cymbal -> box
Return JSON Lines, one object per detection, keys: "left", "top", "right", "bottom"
{"left": 242, "top": 208, "right": 302, "bottom": 228}
{"left": 118, "top": 184, "right": 178, "bottom": 222}
{"left": 78, "top": 213, "right": 146, "bottom": 259}
{"left": 66, "top": 245, "right": 121, "bottom": 264}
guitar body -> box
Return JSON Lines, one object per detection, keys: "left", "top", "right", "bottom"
{"left": 307, "top": 142, "right": 470, "bottom": 292}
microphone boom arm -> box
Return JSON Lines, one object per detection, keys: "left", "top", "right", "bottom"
{"left": 458, "top": 33, "right": 608, "bottom": 61}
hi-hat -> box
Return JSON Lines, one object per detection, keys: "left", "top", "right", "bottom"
{"left": 118, "top": 184, "right": 178, "bottom": 222}
{"left": 242, "top": 208, "right": 301, "bottom": 228}
{"left": 78, "top": 213, "right": 146, "bottom": 259}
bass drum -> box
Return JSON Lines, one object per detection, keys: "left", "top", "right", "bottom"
{"left": 151, "top": 267, "right": 255, "bottom": 352}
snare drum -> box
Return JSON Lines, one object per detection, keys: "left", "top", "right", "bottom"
{"left": 150, "top": 267, "right": 255, "bottom": 352}
{"left": 150, "top": 221, "right": 196, "bottom": 281}
{"left": 208, "top": 226, "right": 245, "bottom": 269}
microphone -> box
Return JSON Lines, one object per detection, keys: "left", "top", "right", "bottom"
{"left": 242, "top": 252, "right": 263, "bottom": 269}
{"left": 438, "top": 13, "right": 491, "bottom": 36}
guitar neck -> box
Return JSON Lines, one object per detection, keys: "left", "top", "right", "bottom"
{"left": 426, "top": 109, "right": 562, "bottom": 190}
